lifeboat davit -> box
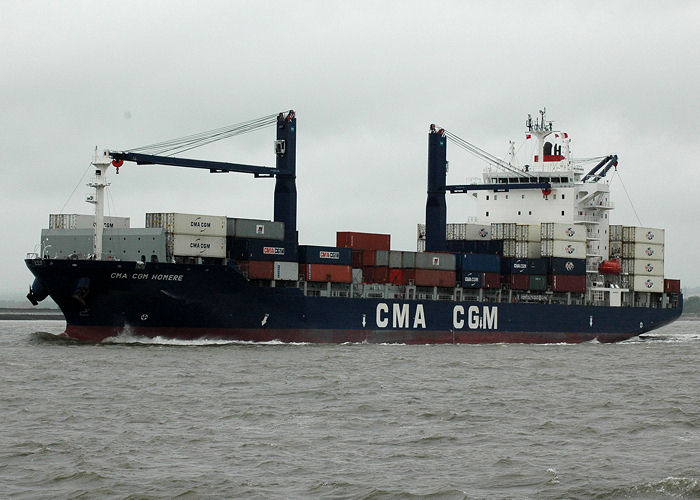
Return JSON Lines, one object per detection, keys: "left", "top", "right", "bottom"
{"left": 599, "top": 258, "right": 622, "bottom": 275}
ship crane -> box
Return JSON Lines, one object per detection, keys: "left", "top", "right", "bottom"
{"left": 89, "top": 111, "right": 298, "bottom": 259}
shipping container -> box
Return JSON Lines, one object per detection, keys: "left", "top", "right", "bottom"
{"left": 415, "top": 252, "right": 457, "bottom": 271}
{"left": 622, "top": 226, "right": 665, "bottom": 245}
{"left": 417, "top": 239, "right": 426, "bottom": 253}
{"left": 549, "top": 274, "right": 587, "bottom": 292}
{"left": 514, "top": 240, "right": 540, "bottom": 258}
{"left": 631, "top": 275, "right": 664, "bottom": 293}
{"left": 363, "top": 266, "right": 388, "bottom": 284}
{"left": 541, "top": 239, "right": 587, "bottom": 258}
{"left": 540, "top": 222, "right": 587, "bottom": 242}
{"left": 446, "top": 240, "right": 479, "bottom": 253}
{"left": 352, "top": 250, "right": 364, "bottom": 268}
{"left": 526, "top": 224, "right": 541, "bottom": 242}
{"left": 298, "top": 245, "right": 352, "bottom": 265}
{"left": 609, "top": 224, "right": 623, "bottom": 242}
{"left": 274, "top": 261, "right": 299, "bottom": 281}
{"left": 228, "top": 218, "right": 284, "bottom": 241}
{"left": 352, "top": 268, "right": 363, "bottom": 284}
{"left": 336, "top": 231, "right": 390, "bottom": 250}
{"left": 529, "top": 275, "right": 547, "bottom": 291}
{"left": 168, "top": 234, "right": 226, "bottom": 258}
{"left": 239, "top": 261, "right": 274, "bottom": 280}
{"left": 458, "top": 253, "right": 500, "bottom": 273}
{"left": 621, "top": 243, "right": 665, "bottom": 261}
{"left": 502, "top": 258, "right": 548, "bottom": 275}
{"left": 227, "top": 238, "right": 298, "bottom": 262}
{"left": 389, "top": 251, "right": 402, "bottom": 268}
{"left": 482, "top": 272, "right": 500, "bottom": 289}
{"left": 502, "top": 239, "right": 517, "bottom": 258}
{"left": 491, "top": 222, "right": 517, "bottom": 240}
{"left": 547, "top": 257, "right": 587, "bottom": 275}
{"left": 609, "top": 241, "right": 622, "bottom": 258}
{"left": 49, "top": 214, "right": 131, "bottom": 230}
{"left": 302, "top": 264, "right": 352, "bottom": 283}
{"left": 447, "top": 223, "right": 492, "bottom": 240}
{"left": 417, "top": 224, "right": 426, "bottom": 240}
{"left": 388, "top": 268, "right": 403, "bottom": 285}
{"left": 401, "top": 251, "right": 416, "bottom": 269}
{"left": 375, "top": 250, "right": 389, "bottom": 267}
{"left": 413, "top": 269, "right": 457, "bottom": 287}
{"left": 459, "top": 271, "right": 483, "bottom": 289}
{"left": 503, "top": 274, "right": 530, "bottom": 290}
{"left": 621, "top": 259, "right": 664, "bottom": 276}
{"left": 664, "top": 279, "right": 681, "bottom": 293}
{"left": 147, "top": 213, "right": 226, "bottom": 237}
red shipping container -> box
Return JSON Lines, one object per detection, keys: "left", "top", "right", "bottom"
{"left": 664, "top": 279, "right": 681, "bottom": 293}
{"left": 303, "top": 264, "right": 352, "bottom": 283}
{"left": 549, "top": 274, "right": 586, "bottom": 292}
{"left": 503, "top": 274, "right": 530, "bottom": 290}
{"left": 482, "top": 272, "right": 500, "bottom": 289}
{"left": 388, "top": 268, "right": 403, "bottom": 285}
{"left": 352, "top": 250, "right": 364, "bottom": 268}
{"left": 336, "top": 231, "right": 391, "bottom": 251}
{"left": 239, "top": 261, "right": 274, "bottom": 280}
{"left": 414, "top": 269, "right": 456, "bottom": 287}
{"left": 362, "top": 250, "right": 377, "bottom": 266}
{"left": 403, "top": 269, "right": 416, "bottom": 285}
{"left": 362, "top": 266, "right": 388, "bottom": 283}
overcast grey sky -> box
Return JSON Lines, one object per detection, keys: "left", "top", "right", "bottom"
{"left": 2, "top": 1, "right": 699, "bottom": 296}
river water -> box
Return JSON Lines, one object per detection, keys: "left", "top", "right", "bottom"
{"left": 1, "top": 318, "right": 698, "bottom": 499}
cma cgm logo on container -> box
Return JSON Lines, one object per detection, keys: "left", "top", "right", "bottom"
{"left": 263, "top": 246, "right": 285, "bottom": 255}
{"left": 566, "top": 245, "right": 575, "bottom": 254}
{"left": 190, "top": 240, "right": 211, "bottom": 249}
{"left": 479, "top": 227, "right": 489, "bottom": 238}
{"left": 566, "top": 227, "right": 576, "bottom": 237}
{"left": 565, "top": 261, "right": 575, "bottom": 271}
{"left": 190, "top": 220, "right": 212, "bottom": 228}
{"left": 432, "top": 257, "right": 440, "bottom": 266}
{"left": 645, "top": 247, "right": 655, "bottom": 257}
{"left": 646, "top": 231, "right": 654, "bottom": 241}
{"left": 645, "top": 263, "right": 654, "bottom": 273}
{"left": 644, "top": 279, "right": 654, "bottom": 289}
{"left": 320, "top": 251, "right": 340, "bottom": 259}
{"left": 256, "top": 225, "right": 265, "bottom": 235}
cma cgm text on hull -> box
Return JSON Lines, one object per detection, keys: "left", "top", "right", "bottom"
{"left": 25, "top": 109, "right": 682, "bottom": 343}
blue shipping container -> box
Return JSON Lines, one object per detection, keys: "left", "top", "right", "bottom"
{"left": 458, "top": 254, "right": 501, "bottom": 273}
{"left": 298, "top": 245, "right": 352, "bottom": 265}
{"left": 459, "top": 271, "right": 483, "bottom": 289}
{"left": 548, "top": 257, "right": 587, "bottom": 275}
{"left": 502, "top": 258, "right": 548, "bottom": 275}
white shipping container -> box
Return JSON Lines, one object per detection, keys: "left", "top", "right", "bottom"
{"left": 632, "top": 275, "right": 664, "bottom": 293}
{"left": 502, "top": 239, "right": 516, "bottom": 257}
{"left": 147, "top": 213, "right": 226, "bottom": 237}
{"left": 609, "top": 225, "right": 623, "bottom": 242}
{"left": 168, "top": 234, "right": 226, "bottom": 258}
{"left": 274, "top": 261, "right": 299, "bottom": 281}
{"left": 621, "top": 242, "right": 665, "bottom": 261}
{"left": 622, "top": 259, "right": 664, "bottom": 276}
{"left": 610, "top": 241, "right": 622, "bottom": 258}
{"left": 447, "top": 223, "right": 491, "bottom": 240}
{"left": 527, "top": 224, "right": 541, "bottom": 242}
{"left": 527, "top": 241, "right": 542, "bottom": 259}
{"left": 541, "top": 239, "right": 587, "bottom": 258}
{"left": 417, "top": 239, "right": 426, "bottom": 252}
{"left": 491, "top": 223, "right": 517, "bottom": 240}
{"left": 622, "top": 226, "right": 665, "bottom": 244}
{"left": 417, "top": 224, "right": 426, "bottom": 240}
{"left": 49, "top": 214, "right": 130, "bottom": 230}
{"left": 540, "top": 222, "right": 587, "bottom": 242}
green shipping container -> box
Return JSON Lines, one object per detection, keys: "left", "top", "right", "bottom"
{"left": 529, "top": 275, "right": 547, "bottom": 291}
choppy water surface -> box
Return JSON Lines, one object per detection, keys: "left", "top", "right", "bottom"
{"left": 1, "top": 319, "right": 698, "bottom": 499}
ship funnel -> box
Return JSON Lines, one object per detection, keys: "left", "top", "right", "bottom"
{"left": 425, "top": 126, "right": 447, "bottom": 252}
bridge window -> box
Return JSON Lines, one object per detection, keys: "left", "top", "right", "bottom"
{"left": 518, "top": 211, "right": 521, "bottom": 215}
{"left": 486, "top": 211, "right": 489, "bottom": 217}
{"left": 529, "top": 211, "right": 532, "bottom": 215}
{"left": 486, "top": 195, "right": 489, "bottom": 200}
{"left": 562, "top": 194, "right": 565, "bottom": 199}
{"left": 561, "top": 211, "right": 565, "bottom": 216}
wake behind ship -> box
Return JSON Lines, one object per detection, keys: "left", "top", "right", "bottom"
{"left": 25, "top": 110, "right": 683, "bottom": 343}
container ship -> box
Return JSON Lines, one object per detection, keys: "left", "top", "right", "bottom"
{"left": 25, "top": 110, "right": 683, "bottom": 343}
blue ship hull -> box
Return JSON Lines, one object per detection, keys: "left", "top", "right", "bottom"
{"left": 25, "top": 259, "right": 682, "bottom": 344}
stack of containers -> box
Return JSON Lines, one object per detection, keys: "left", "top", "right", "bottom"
{"left": 408, "top": 252, "right": 457, "bottom": 287}
{"left": 457, "top": 254, "right": 501, "bottom": 289}
{"left": 491, "top": 223, "right": 517, "bottom": 257}
{"left": 225, "top": 218, "right": 296, "bottom": 280}
{"left": 540, "top": 222, "right": 587, "bottom": 292}
{"left": 336, "top": 231, "right": 391, "bottom": 282}
{"left": 146, "top": 213, "right": 226, "bottom": 262}
{"left": 298, "top": 245, "right": 352, "bottom": 283}
{"left": 501, "top": 258, "right": 548, "bottom": 291}
{"left": 621, "top": 226, "right": 665, "bottom": 293}
{"left": 609, "top": 224, "right": 623, "bottom": 259}
{"left": 417, "top": 224, "right": 501, "bottom": 254}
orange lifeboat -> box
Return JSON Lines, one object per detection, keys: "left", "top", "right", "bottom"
{"left": 599, "top": 258, "right": 622, "bottom": 275}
